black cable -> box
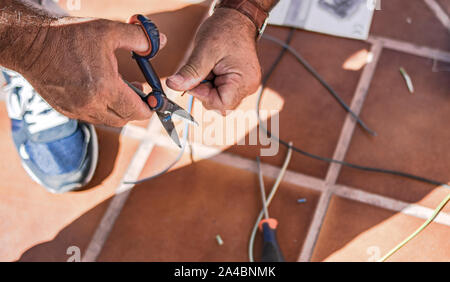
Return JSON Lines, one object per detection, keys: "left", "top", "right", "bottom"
{"left": 262, "top": 34, "right": 377, "bottom": 137}
{"left": 258, "top": 29, "right": 447, "bottom": 188}
{"left": 262, "top": 29, "right": 296, "bottom": 85}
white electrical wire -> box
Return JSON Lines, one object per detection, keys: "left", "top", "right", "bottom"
{"left": 124, "top": 95, "right": 194, "bottom": 185}
{"left": 248, "top": 143, "right": 293, "bottom": 262}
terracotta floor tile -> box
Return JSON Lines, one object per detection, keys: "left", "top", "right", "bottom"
{"left": 60, "top": 0, "right": 211, "bottom": 20}
{"left": 128, "top": 119, "right": 150, "bottom": 129}
{"left": 437, "top": 0, "right": 450, "bottom": 16}
{"left": 0, "top": 103, "right": 140, "bottom": 261}
{"left": 416, "top": 186, "right": 450, "bottom": 213}
{"left": 97, "top": 159, "right": 320, "bottom": 262}
{"left": 8, "top": 1, "right": 447, "bottom": 263}
{"left": 337, "top": 49, "right": 450, "bottom": 206}
{"left": 311, "top": 196, "right": 450, "bottom": 262}
{"left": 226, "top": 26, "right": 369, "bottom": 179}
{"left": 370, "top": 0, "right": 450, "bottom": 51}
{"left": 135, "top": 145, "right": 194, "bottom": 182}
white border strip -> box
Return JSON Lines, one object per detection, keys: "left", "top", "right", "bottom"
{"left": 334, "top": 184, "right": 450, "bottom": 226}
{"left": 424, "top": 0, "right": 450, "bottom": 31}
{"left": 211, "top": 151, "right": 450, "bottom": 226}
{"left": 210, "top": 152, "right": 326, "bottom": 192}
{"left": 368, "top": 35, "right": 450, "bottom": 63}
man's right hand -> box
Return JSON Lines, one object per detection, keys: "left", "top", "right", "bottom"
{"left": 19, "top": 18, "right": 167, "bottom": 127}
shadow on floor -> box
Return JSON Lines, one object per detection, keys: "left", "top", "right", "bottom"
{"left": 80, "top": 127, "right": 120, "bottom": 190}
{"left": 17, "top": 158, "right": 322, "bottom": 262}
{"left": 17, "top": 155, "right": 440, "bottom": 262}
{"left": 17, "top": 197, "right": 112, "bottom": 262}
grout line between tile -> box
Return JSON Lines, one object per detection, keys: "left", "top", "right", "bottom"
{"left": 298, "top": 41, "right": 384, "bottom": 262}
{"left": 367, "top": 35, "right": 450, "bottom": 63}
{"left": 297, "top": 191, "right": 332, "bottom": 262}
{"left": 423, "top": 0, "right": 450, "bottom": 31}
{"left": 209, "top": 152, "right": 327, "bottom": 193}
{"left": 325, "top": 42, "right": 384, "bottom": 185}
{"left": 333, "top": 184, "right": 450, "bottom": 226}
{"left": 401, "top": 203, "right": 450, "bottom": 226}
{"left": 211, "top": 151, "right": 450, "bottom": 225}
{"left": 81, "top": 117, "right": 159, "bottom": 262}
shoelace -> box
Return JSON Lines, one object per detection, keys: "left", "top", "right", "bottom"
{"left": 5, "top": 73, "right": 68, "bottom": 134}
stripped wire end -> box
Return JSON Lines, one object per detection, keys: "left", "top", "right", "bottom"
{"left": 399, "top": 67, "right": 414, "bottom": 94}
{"left": 216, "top": 234, "right": 224, "bottom": 246}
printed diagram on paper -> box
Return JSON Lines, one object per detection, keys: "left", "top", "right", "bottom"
{"left": 268, "top": 0, "right": 375, "bottom": 40}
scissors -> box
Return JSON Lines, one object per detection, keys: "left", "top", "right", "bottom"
{"left": 124, "top": 14, "right": 197, "bottom": 148}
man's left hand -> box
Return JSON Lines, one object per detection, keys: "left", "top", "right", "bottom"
{"left": 166, "top": 8, "right": 262, "bottom": 115}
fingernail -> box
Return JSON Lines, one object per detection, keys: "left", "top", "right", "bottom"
{"left": 168, "top": 74, "right": 184, "bottom": 86}
{"left": 160, "top": 34, "right": 167, "bottom": 46}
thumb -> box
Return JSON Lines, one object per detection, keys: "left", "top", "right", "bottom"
{"left": 166, "top": 51, "right": 214, "bottom": 92}
{"left": 114, "top": 22, "right": 167, "bottom": 53}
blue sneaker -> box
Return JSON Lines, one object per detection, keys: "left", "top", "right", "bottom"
{"left": 2, "top": 70, "right": 99, "bottom": 193}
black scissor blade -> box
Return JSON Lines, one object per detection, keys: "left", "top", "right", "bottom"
{"left": 123, "top": 79, "right": 148, "bottom": 99}
{"left": 163, "top": 98, "right": 197, "bottom": 126}
{"left": 157, "top": 111, "right": 181, "bottom": 148}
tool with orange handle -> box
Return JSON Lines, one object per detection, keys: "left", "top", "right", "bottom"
{"left": 256, "top": 157, "right": 285, "bottom": 262}
{"left": 124, "top": 14, "right": 197, "bottom": 148}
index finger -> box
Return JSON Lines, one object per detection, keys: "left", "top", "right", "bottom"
{"left": 191, "top": 77, "right": 243, "bottom": 111}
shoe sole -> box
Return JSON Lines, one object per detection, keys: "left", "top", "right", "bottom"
{"left": 20, "top": 123, "right": 99, "bottom": 194}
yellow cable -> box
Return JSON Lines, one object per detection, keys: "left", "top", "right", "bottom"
{"left": 378, "top": 192, "right": 450, "bottom": 262}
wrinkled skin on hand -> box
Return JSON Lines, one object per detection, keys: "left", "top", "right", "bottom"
{"left": 21, "top": 17, "right": 166, "bottom": 127}
{"left": 166, "top": 8, "right": 262, "bottom": 115}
